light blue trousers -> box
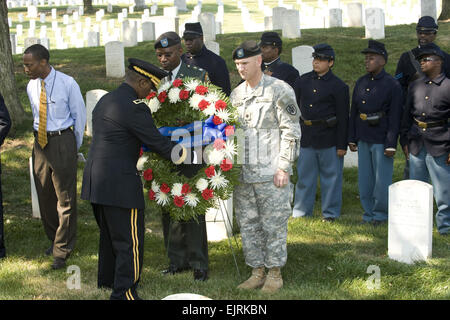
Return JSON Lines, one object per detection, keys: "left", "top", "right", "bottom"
{"left": 293, "top": 146, "right": 344, "bottom": 219}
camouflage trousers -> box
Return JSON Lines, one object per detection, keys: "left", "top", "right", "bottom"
{"left": 235, "top": 181, "right": 292, "bottom": 268}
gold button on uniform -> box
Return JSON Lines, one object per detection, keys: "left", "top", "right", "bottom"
{"left": 366, "top": 88, "right": 370, "bottom": 91}
{"left": 313, "top": 89, "right": 317, "bottom": 93}
{"left": 309, "top": 104, "right": 313, "bottom": 107}
{"left": 362, "top": 100, "right": 366, "bottom": 104}
{"left": 425, "top": 96, "right": 429, "bottom": 100}
{"left": 422, "top": 112, "right": 426, "bottom": 116}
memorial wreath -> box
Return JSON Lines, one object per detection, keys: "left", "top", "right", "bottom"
{"left": 136, "top": 78, "right": 240, "bottom": 222}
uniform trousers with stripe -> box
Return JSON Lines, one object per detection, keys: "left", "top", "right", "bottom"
{"left": 92, "top": 204, "right": 144, "bottom": 300}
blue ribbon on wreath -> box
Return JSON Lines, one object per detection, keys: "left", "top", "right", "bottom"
{"left": 142, "top": 116, "right": 233, "bottom": 152}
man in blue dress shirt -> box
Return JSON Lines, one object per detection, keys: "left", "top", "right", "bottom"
{"left": 23, "top": 44, "right": 86, "bottom": 269}
{"left": 292, "top": 44, "right": 349, "bottom": 222}
{"left": 400, "top": 43, "right": 450, "bottom": 236}
{"left": 348, "top": 40, "right": 403, "bottom": 226}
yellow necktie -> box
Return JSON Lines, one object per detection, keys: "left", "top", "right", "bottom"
{"left": 37, "top": 80, "right": 48, "bottom": 149}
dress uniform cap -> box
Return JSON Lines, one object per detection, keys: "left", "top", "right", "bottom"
{"left": 232, "top": 40, "right": 262, "bottom": 60}
{"left": 128, "top": 58, "right": 168, "bottom": 87}
{"left": 183, "top": 22, "right": 203, "bottom": 39}
{"left": 154, "top": 32, "right": 181, "bottom": 49}
{"left": 259, "top": 32, "right": 282, "bottom": 47}
{"left": 416, "top": 16, "right": 438, "bottom": 32}
{"left": 361, "top": 39, "right": 388, "bottom": 62}
{"left": 415, "top": 43, "right": 445, "bottom": 60}
{"left": 312, "top": 43, "right": 335, "bottom": 60}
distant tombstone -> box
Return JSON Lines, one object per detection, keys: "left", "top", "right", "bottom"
{"left": 40, "top": 13, "right": 46, "bottom": 23}
{"left": 329, "top": 8, "right": 342, "bottom": 27}
{"left": 264, "top": 16, "right": 273, "bottom": 31}
{"left": 40, "top": 37, "right": 50, "bottom": 49}
{"left": 149, "top": 16, "right": 179, "bottom": 38}
{"left": 18, "top": 13, "right": 24, "bottom": 23}
{"left": 87, "top": 31, "right": 100, "bottom": 47}
{"left": 347, "top": 3, "right": 363, "bottom": 27}
{"left": 163, "top": 6, "right": 178, "bottom": 17}
{"left": 198, "top": 12, "right": 215, "bottom": 41}
{"left": 105, "top": 41, "right": 125, "bottom": 78}
{"left": 85, "top": 89, "right": 108, "bottom": 136}
{"left": 122, "top": 20, "right": 138, "bottom": 47}
{"left": 365, "top": 8, "right": 385, "bottom": 39}
{"left": 344, "top": 151, "right": 358, "bottom": 168}
{"left": 388, "top": 180, "right": 433, "bottom": 264}
{"left": 204, "top": 40, "right": 219, "bottom": 56}
{"left": 107, "top": 3, "right": 113, "bottom": 13}
{"left": 29, "top": 157, "right": 41, "bottom": 219}
{"left": 292, "top": 45, "right": 313, "bottom": 75}
{"left": 134, "top": 0, "right": 145, "bottom": 10}
{"left": 150, "top": 4, "right": 157, "bottom": 15}
{"left": 16, "top": 24, "right": 23, "bottom": 36}
{"left": 174, "top": 0, "right": 187, "bottom": 12}
{"left": 272, "top": 7, "right": 287, "bottom": 30}
{"left": 28, "top": 5, "right": 38, "bottom": 18}
{"left": 10, "top": 34, "right": 17, "bottom": 55}
{"left": 24, "top": 37, "right": 41, "bottom": 49}
{"left": 282, "top": 9, "right": 300, "bottom": 38}
{"left": 205, "top": 197, "right": 233, "bottom": 242}
{"left": 420, "top": 0, "right": 437, "bottom": 21}
{"left": 141, "top": 21, "right": 156, "bottom": 41}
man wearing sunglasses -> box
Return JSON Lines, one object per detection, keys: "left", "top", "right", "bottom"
{"left": 400, "top": 44, "right": 450, "bottom": 237}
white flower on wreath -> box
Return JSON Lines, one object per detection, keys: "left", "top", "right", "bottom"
{"left": 168, "top": 87, "right": 181, "bottom": 103}
{"left": 189, "top": 93, "right": 204, "bottom": 111}
{"left": 203, "top": 103, "right": 216, "bottom": 117}
{"left": 215, "top": 109, "right": 231, "bottom": 122}
{"left": 171, "top": 183, "right": 183, "bottom": 197}
{"left": 155, "top": 191, "right": 170, "bottom": 206}
{"left": 147, "top": 98, "right": 161, "bottom": 113}
{"left": 151, "top": 181, "right": 160, "bottom": 193}
{"left": 158, "top": 82, "right": 171, "bottom": 94}
{"left": 184, "top": 79, "right": 201, "bottom": 92}
{"left": 185, "top": 193, "right": 200, "bottom": 207}
{"left": 209, "top": 170, "right": 229, "bottom": 190}
{"left": 224, "top": 139, "right": 237, "bottom": 159}
{"left": 196, "top": 178, "right": 209, "bottom": 192}
{"left": 206, "top": 147, "right": 225, "bottom": 165}
{"left": 205, "top": 90, "right": 221, "bottom": 104}
{"left": 136, "top": 155, "right": 148, "bottom": 171}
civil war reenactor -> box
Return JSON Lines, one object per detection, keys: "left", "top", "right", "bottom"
{"left": 81, "top": 58, "right": 190, "bottom": 300}
{"left": 259, "top": 31, "right": 299, "bottom": 88}
{"left": 292, "top": 44, "right": 349, "bottom": 222}
{"left": 181, "top": 22, "right": 231, "bottom": 96}
{"left": 154, "top": 31, "right": 209, "bottom": 281}
{"left": 348, "top": 40, "right": 403, "bottom": 226}
{"left": 230, "top": 40, "right": 301, "bottom": 293}
{"left": 395, "top": 16, "right": 450, "bottom": 179}
{"left": 400, "top": 43, "right": 450, "bottom": 236}
{"left": 0, "top": 93, "right": 11, "bottom": 259}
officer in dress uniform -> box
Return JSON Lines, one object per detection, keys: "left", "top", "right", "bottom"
{"left": 259, "top": 32, "right": 299, "bottom": 88}
{"left": 181, "top": 22, "right": 231, "bottom": 96}
{"left": 0, "top": 93, "right": 11, "bottom": 259}
{"left": 348, "top": 40, "right": 403, "bottom": 226}
{"left": 400, "top": 43, "right": 450, "bottom": 236}
{"left": 395, "top": 16, "right": 450, "bottom": 179}
{"left": 292, "top": 44, "right": 349, "bottom": 222}
{"left": 154, "top": 32, "right": 209, "bottom": 281}
{"left": 81, "top": 59, "right": 189, "bottom": 300}
{"left": 230, "top": 41, "right": 301, "bottom": 293}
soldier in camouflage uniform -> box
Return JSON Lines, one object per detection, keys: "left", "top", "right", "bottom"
{"left": 230, "top": 41, "right": 301, "bottom": 293}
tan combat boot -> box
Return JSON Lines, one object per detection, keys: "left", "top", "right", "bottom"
{"left": 261, "top": 267, "right": 283, "bottom": 293}
{"left": 237, "top": 267, "right": 266, "bottom": 290}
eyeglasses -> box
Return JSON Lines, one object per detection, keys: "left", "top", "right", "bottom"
{"left": 419, "top": 57, "right": 437, "bottom": 63}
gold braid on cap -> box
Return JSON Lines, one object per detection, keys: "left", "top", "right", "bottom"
{"left": 133, "top": 65, "right": 161, "bottom": 87}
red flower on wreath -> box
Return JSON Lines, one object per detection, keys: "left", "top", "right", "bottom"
{"left": 179, "top": 89, "right": 190, "bottom": 100}
{"left": 143, "top": 168, "right": 153, "bottom": 181}
{"left": 139, "top": 147, "right": 144, "bottom": 157}
{"left": 160, "top": 183, "right": 170, "bottom": 194}
{"left": 181, "top": 183, "right": 192, "bottom": 195}
{"left": 148, "top": 190, "right": 156, "bottom": 201}
{"left": 195, "top": 85, "right": 208, "bottom": 95}
{"left": 220, "top": 158, "right": 233, "bottom": 172}
{"left": 172, "top": 79, "right": 183, "bottom": 87}
{"left": 146, "top": 91, "right": 157, "bottom": 100}
{"left": 213, "top": 116, "right": 223, "bottom": 125}
{"left": 205, "top": 165, "right": 216, "bottom": 178}
{"left": 215, "top": 100, "right": 227, "bottom": 111}
{"left": 224, "top": 125, "right": 235, "bottom": 136}
{"left": 201, "top": 188, "right": 214, "bottom": 200}
{"left": 198, "top": 99, "right": 210, "bottom": 111}
{"left": 158, "top": 91, "right": 167, "bottom": 103}
{"left": 213, "top": 138, "right": 225, "bottom": 150}
{"left": 173, "top": 196, "right": 185, "bottom": 207}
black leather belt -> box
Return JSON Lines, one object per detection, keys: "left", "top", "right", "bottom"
{"left": 301, "top": 116, "right": 337, "bottom": 127}
{"left": 414, "top": 118, "right": 448, "bottom": 129}
{"left": 34, "top": 128, "right": 71, "bottom": 137}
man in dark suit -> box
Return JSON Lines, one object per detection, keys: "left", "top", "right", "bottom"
{"left": 181, "top": 22, "right": 231, "bottom": 96}
{"left": 155, "top": 31, "right": 209, "bottom": 281}
{"left": 0, "top": 93, "right": 12, "bottom": 259}
{"left": 81, "top": 58, "right": 189, "bottom": 300}
{"left": 259, "top": 32, "right": 299, "bottom": 88}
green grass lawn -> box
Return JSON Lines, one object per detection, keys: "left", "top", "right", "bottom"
{"left": 0, "top": 18, "right": 449, "bottom": 300}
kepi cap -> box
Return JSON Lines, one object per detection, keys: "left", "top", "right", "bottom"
{"left": 415, "top": 43, "right": 445, "bottom": 60}
{"left": 183, "top": 22, "right": 203, "bottom": 39}
{"left": 361, "top": 39, "right": 388, "bottom": 62}
{"left": 154, "top": 32, "right": 181, "bottom": 49}
{"left": 416, "top": 16, "right": 438, "bottom": 32}
{"left": 313, "top": 43, "right": 335, "bottom": 60}
{"left": 259, "top": 32, "right": 282, "bottom": 47}
{"left": 128, "top": 58, "right": 168, "bottom": 87}
{"left": 232, "top": 40, "right": 262, "bottom": 60}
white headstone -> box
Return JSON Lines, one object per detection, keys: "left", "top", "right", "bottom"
{"left": 105, "top": 41, "right": 125, "bottom": 78}
{"left": 85, "top": 89, "right": 108, "bottom": 136}
{"left": 174, "top": 0, "right": 187, "bottom": 12}
{"left": 24, "top": 37, "right": 41, "bottom": 49}
{"left": 272, "top": 7, "right": 287, "bottom": 30}
{"left": 344, "top": 151, "right": 358, "bottom": 168}
{"left": 28, "top": 5, "right": 38, "bottom": 18}
{"left": 329, "top": 8, "right": 342, "bottom": 27}
{"left": 388, "top": 180, "right": 433, "bottom": 264}
{"left": 292, "top": 45, "right": 314, "bottom": 75}
{"left": 29, "top": 157, "right": 41, "bottom": 219}
{"left": 163, "top": 6, "right": 178, "bottom": 17}
{"left": 10, "top": 34, "right": 17, "bottom": 55}
{"left": 198, "top": 12, "right": 215, "bottom": 41}
{"left": 420, "top": 0, "right": 437, "bottom": 21}
{"left": 365, "top": 8, "right": 385, "bottom": 39}
{"left": 122, "top": 20, "right": 138, "bottom": 47}
{"left": 149, "top": 16, "right": 179, "bottom": 39}
{"left": 282, "top": 9, "right": 300, "bottom": 38}
{"left": 264, "top": 16, "right": 273, "bottom": 30}
{"left": 204, "top": 40, "right": 219, "bottom": 56}
{"left": 141, "top": 21, "right": 156, "bottom": 41}
{"left": 205, "top": 197, "right": 233, "bottom": 242}
{"left": 87, "top": 31, "right": 100, "bottom": 47}
{"left": 347, "top": 3, "right": 363, "bottom": 27}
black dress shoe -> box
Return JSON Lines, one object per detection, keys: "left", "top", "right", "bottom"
{"left": 45, "top": 244, "right": 54, "bottom": 256}
{"left": 161, "top": 265, "right": 190, "bottom": 275}
{"left": 322, "top": 217, "right": 335, "bottom": 223}
{"left": 51, "top": 257, "right": 66, "bottom": 270}
{"left": 193, "top": 269, "right": 208, "bottom": 281}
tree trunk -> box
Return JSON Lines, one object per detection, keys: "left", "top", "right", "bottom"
{"left": 0, "top": 1, "right": 24, "bottom": 130}
{"left": 84, "top": 0, "right": 94, "bottom": 14}
{"left": 438, "top": 0, "right": 450, "bottom": 20}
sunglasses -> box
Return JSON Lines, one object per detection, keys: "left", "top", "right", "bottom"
{"left": 419, "top": 57, "right": 438, "bottom": 63}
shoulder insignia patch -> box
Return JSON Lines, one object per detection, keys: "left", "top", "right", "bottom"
{"left": 286, "top": 104, "right": 297, "bottom": 116}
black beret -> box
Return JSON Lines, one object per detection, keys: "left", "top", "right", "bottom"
{"left": 154, "top": 32, "right": 181, "bottom": 49}
{"left": 415, "top": 43, "right": 445, "bottom": 60}
{"left": 128, "top": 58, "right": 168, "bottom": 87}
{"left": 232, "top": 40, "right": 262, "bottom": 60}
{"left": 416, "top": 16, "right": 438, "bottom": 32}
{"left": 260, "top": 32, "right": 282, "bottom": 47}
{"left": 313, "top": 43, "right": 335, "bottom": 60}
{"left": 183, "top": 22, "right": 203, "bottom": 38}
{"left": 361, "top": 39, "right": 388, "bottom": 62}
